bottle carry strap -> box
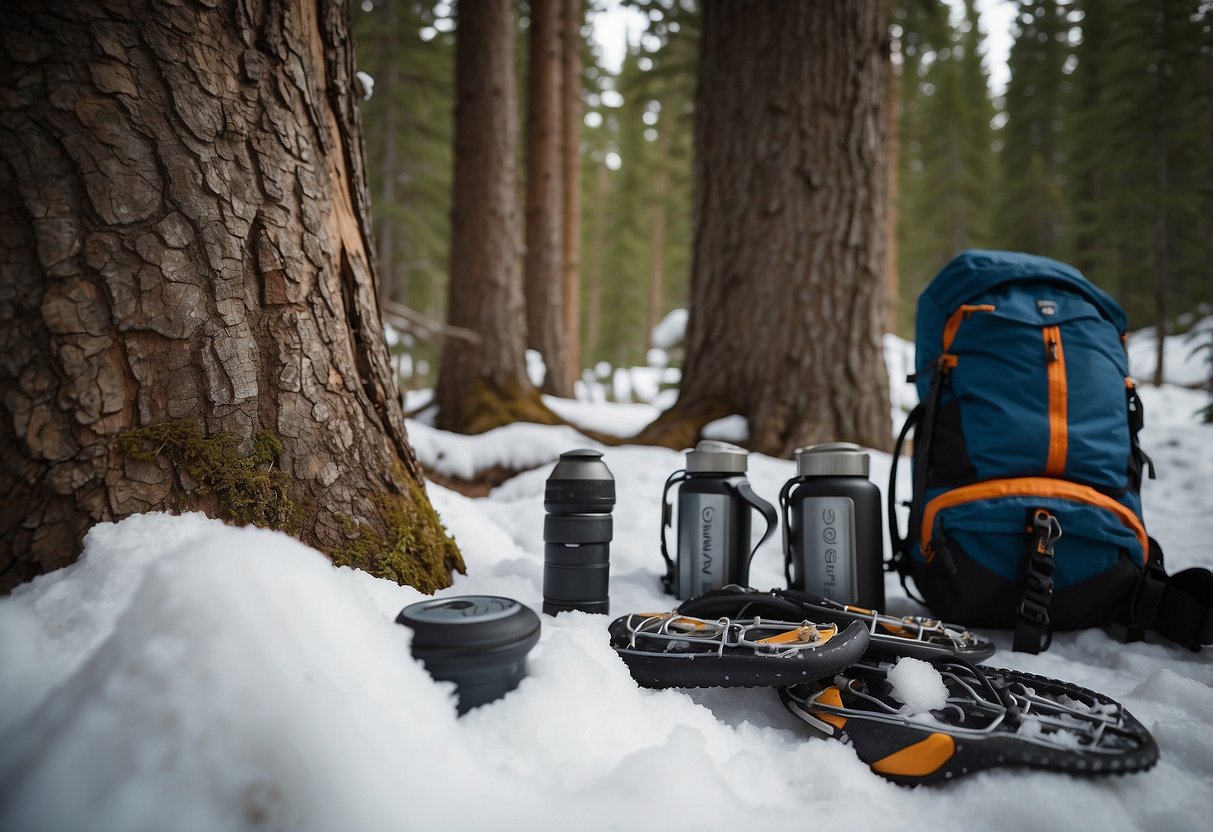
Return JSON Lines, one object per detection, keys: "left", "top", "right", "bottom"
{"left": 778, "top": 477, "right": 802, "bottom": 588}
{"left": 888, "top": 402, "right": 928, "bottom": 606}
{"left": 735, "top": 480, "right": 778, "bottom": 588}
{"left": 659, "top": 470, "right": 689, "bottom": 595}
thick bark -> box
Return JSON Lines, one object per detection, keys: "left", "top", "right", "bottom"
{"left": 885, "top": 44, "right": 900, "bottom": 335}
{"left": 639, "top": 0, "right": 892, "bottom": 457}
{"left": 376, "top": 0, "right": 400, "bottom": 307}
{"left": 524, "top": 0, "right": 571, "bottom": 396}
{"left": 561, "top": 0, "right": 583, "bottom": 385}
{"left": 434, "top": 0, "right": 554, "bottom": 433}
{"left": 0, "top": 0, "right": 463, "bottom": 592}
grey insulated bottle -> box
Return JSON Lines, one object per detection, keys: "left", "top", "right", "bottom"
{"left": 543, "top": 449, "right": 615, "bottom": 615}
{"left": 780, "top": 442, "right": 885, "bottom": 609}
{"left": 659, "top": 440, "right": 778, "bottom": 600}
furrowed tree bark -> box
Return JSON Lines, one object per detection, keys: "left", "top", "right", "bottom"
{"left": 561, "top": 0, "right": 583, "bottom": 386}
{"left": 637, "top": 0, "right": 893, "bottom": 457}
{"left": 524, "top": 0, "right": 571, "bottom": 397}
{"left": 376, "top": 0, "right": 400, "bottom": 307}
{"left": 434, "top": 0, "right": 556, "bottom": 433}
{"left": 0, "top": 0, "right": 463, "bottom": 592}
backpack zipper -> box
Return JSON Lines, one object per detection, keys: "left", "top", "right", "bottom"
{"left": 920, "top": 477, "right": 1148, "bottom": 564}
{"left": 1043, "top": 325, "right": 1067, "bottom": 476}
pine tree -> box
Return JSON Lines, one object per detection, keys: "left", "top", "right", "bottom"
{"left": 995, "top": 0, "right": 1073, "bottom": 257}
{"left": 896, "top": 0, "right": 997, "bottom": 329}
{"left": 1079, "top": 0, "right": 1211, "bottom": 382}
{"left": 354, "top": 1, "right": 455, "bottom": 382}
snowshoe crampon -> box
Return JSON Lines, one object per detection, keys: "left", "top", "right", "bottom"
{"left": 678, "top": 586, "right": 995, "bottom": 663}
{"left": 780, "top": 657, "right": 1159, "bottom": 785}
{"left": 609, "top": 611, "right": 870, "bottom": 689}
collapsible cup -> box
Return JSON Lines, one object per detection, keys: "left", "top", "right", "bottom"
{"left": 397, "top": 595, "right": 541, "bottom": 714}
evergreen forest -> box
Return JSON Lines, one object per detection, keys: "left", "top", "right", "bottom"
{"left": 355, "top": 0, "right": 1212, "bottom": 387}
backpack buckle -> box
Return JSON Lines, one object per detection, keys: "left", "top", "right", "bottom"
{"left": 1014, "top": 510, "right": 1062, "bottom": 653}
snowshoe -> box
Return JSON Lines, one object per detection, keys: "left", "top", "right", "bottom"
{"left": 780, "top": 656, "right": 1159, "bottom": 785}
{"left": 678, "top": 586, "right": 996, "bottom": 663}
{"left": 609, "top": 610, "right": 870, "bottom": 690}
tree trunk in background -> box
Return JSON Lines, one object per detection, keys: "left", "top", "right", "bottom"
{"left": 562, "top": 0, "right": 583, "bottom": 386}
{"left": 1151, "top": 65, "right": 1168, "bottom": 389}
{"left": 376, "top": 0, "right": 400, "bottom": 307}
{"left": 638, "top": 0, "right": 892, "bottom": 457}
{"left": 644, "top": 126, "right": 672, "bottom": 352}
{"left": 885, "top": 45, "right": 900, "bottom": 335}
{"left": 435, "top": 0, "right": 555, "bottom": 433}
{"left": 525, "top": 0, "right": 571, "bottom": 396}
{"left": 584, "top": 161, "right": 608, "bottom": 363}
{"left": 0, "top": 0, "right": 463, "bottom": 592}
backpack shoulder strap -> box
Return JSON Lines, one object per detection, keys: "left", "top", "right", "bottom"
{"left": 1126, "top": 538, "right": 1213, "bottom": 651}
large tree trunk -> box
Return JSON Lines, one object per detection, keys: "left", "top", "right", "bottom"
{"left": 638, "top": 0, "right": 892, "bottom": 457}
{"left": 584, "top": 161, "right": 608, "bottom": 363}
{"left": 524, "top": 0, "right": 571, "bottom": 396}
{"left": 0, "top": 0, "right": 463, "bottom": 592}
{"left": 885, "top": 42, "right": 900, "bottom": 335}
{"left": 376, "top": 0, "right": 400, "bottom": 307}
{"left": 561, "top": 0, "right": 583, "bottom": 387}
{"left": 434, "top": 0, "right": 556, "bottom": 433}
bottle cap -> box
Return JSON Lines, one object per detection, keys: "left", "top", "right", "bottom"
{"left": 794, "top": 442, "right": 870, "bottom": 477}
{"left": 686, "top": 439, "right": 749, "bottom": 474}
{"left": 545, "top": 449, "right": 615, "bottom": 514}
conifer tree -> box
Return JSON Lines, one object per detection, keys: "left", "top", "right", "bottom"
{"left": 1076, "top": 0, "right": 1211, "bottom": 383}
{"left": 896, "top": 0, "right": 996, "bottom": 325}
{"left": 995, "top": 0, "right": 1072, "bottom": 257}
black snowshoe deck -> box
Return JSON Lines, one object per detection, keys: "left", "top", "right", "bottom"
{"left": 609, "top": 611, "right": 870, "bottom": 689}
{"left": 780, "top": 656, "right": 1159, "bottom": 785}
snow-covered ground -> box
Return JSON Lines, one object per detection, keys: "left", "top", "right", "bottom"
{"left": 2, "top": 347, "right": 1211, "bottom": 831}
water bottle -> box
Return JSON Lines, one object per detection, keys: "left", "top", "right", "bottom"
{"left": 779, "top": 442, "right": 885, "bottom": 609}
{"left": 659, "top": 440, "right": 778, "bottom": 599}
{"left": 543, "top": 449, "right": 614, "bottom": 615}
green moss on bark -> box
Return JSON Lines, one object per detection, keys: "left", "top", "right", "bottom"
{"left": 118, "top": 418, "right": 299, "bottom": 532}
{"left": 330, "top": 472, "right": 466, "bottom": 593}
{"left": 119, "top": 421, "right": 465, "bottom": 592}
{"left": 461, "top": 379, "right": 561, "bottom": 435}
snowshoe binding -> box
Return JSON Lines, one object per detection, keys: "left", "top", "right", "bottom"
{"left": 678, "top": 586, "right": 996, "bottom": 663}
{"left": 609, "top": 610, "right": 870, "bottom": 690}
{"left": 780, "top": 656, "right": 1159, "bottom": 785}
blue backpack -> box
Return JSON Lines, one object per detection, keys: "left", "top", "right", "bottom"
{"left": 889, "top": 250, "right": 1212, "bottom": 652}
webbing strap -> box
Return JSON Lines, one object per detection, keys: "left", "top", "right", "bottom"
{"left": 1128, "top": 539, "right": 1213, "bottom": 651}
{"left": 1013, "top": 510, "right": 1062, "bottom": 654}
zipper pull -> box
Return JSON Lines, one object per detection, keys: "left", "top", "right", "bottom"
{"left": 1047, "top": 338, "right": 1059, "bottom": 362}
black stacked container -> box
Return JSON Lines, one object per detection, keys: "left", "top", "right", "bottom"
{"left": 542, "top": 449, "right": 615, "bottom": 615}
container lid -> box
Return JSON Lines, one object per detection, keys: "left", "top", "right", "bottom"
{"left": 686, "top": 439, "right": 748, "bottom": 474}
{"left": 794, "top": 442, "right": 870, "bottom": 477}
{"left": 549, "top": 449, "right": 614, "bottom": 482}
{"left": 396, "top": 595, "right": 541, "bottom": 656}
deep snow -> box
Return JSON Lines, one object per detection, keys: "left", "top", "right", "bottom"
{"left": 1, "top": 357, "right": 1211, "bottom": 830}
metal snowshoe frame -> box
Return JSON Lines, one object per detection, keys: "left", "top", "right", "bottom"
{"left": 781, "top": 655, "right": 1158, "bottom": 782}
{"left": 676, "top": 587, "right": 995, "bottom": 662}
{"left": 806, "top": 598, "right": 981, "bottom": 657}
{"left": 619, "top": 612, "right": 841, "bottom": 658}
